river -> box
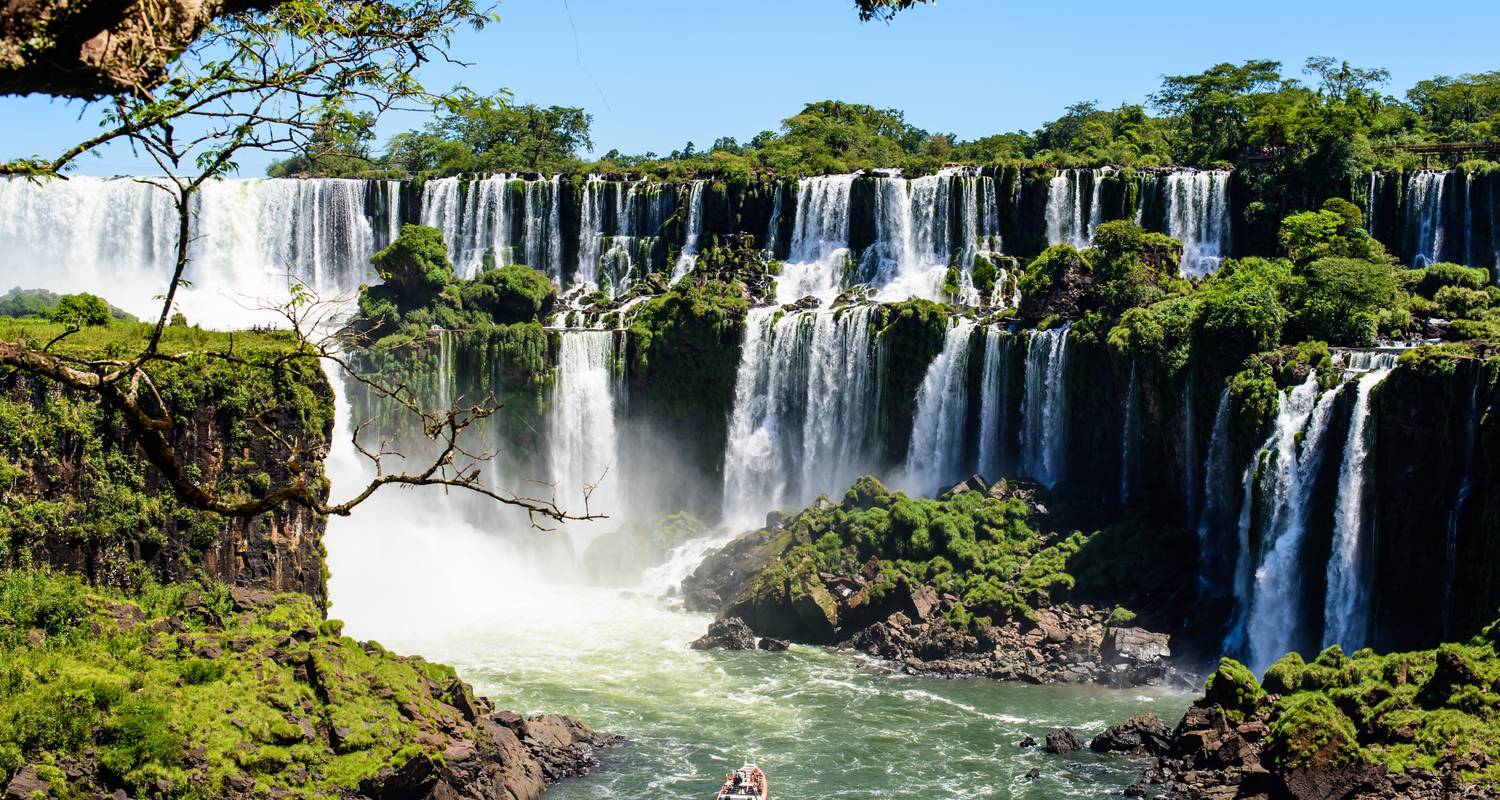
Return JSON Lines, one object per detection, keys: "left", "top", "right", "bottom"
{"left": 325, "top": 483, "right": 1190, "bottom": 800}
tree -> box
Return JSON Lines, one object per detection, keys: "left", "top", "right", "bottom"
{"left": 1150, "top": 60, "right": 1287, "bottom": 164}
{"left": 855, "top": 0, "right": 932, "bottom": 20}
{"left": 381, "top": 94, "right": 592, "bottom": 176}
{"left": 0, "top": 0, "right": 601, "bottom": 526}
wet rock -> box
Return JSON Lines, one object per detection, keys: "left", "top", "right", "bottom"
{"left": 1043, "top": 727, "right": 1083, "bottom": 755}
{"left": 1018, "top": 735, "right": 1037, "bottom": 748}
{"left": 757, "top": 637, "right": 790, "bottom": 652}
{"left": 1024, "top": 767, "right": 1040, "bottom": 781}
{"left": 1090, "top": 713, "right": 1175, "bottom": 756}
{"left": 690, "top": 617, "right": 757, "bottom": 651}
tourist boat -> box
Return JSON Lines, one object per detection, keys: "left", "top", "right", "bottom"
{"left": 715, "top": 763, "right": 768, "bottom": 800}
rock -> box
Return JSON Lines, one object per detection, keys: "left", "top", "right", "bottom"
{"left": 904, "top": 583, "right": 940, "bottom": 622}
{"left": 1018, "top": 735, "right": 1037, "bottom": 748}
{"left": 1101, "top": 627, "right": 1171, "bottom": 664}
{"left": 943, "top": 475, "right": 989, "bottom": 497}
{"left": 1089, "top": 713, "right": 1175, "bottom": 756}
{"left": 3, "top": 766, "right": 48, "bottom": 800}
{"left": 1024, "top": 768, "right": 1040, "bottom": 781}
{"left": 1042, "top": 727, "right": 1083, "bottom": 755}
{"left": 757, "top": 637, "right": 789, "bottom": 652}
{"left": 690, "top": 617, "right": 757, "bottom": 651}
{"left": 229, "top": 586, "right": 276, "bottom": 611}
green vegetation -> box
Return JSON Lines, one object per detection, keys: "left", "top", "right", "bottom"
{"left": 355, "top": 224, "right": 558, "bottom": 342}
{"left": 271, "top": 62, "right": 1500, "bottom": 189}
{"left": 1205, "top": 619, "right": 1500, "bottom": 785}
{"left": 0, "top": 568, "right": 487, "bottom": 798}
{"left": 743, "top": 475, "right": 1161, "bottom": 625}
{"left": 0, "top": 317, "right": 333, "bottom": 589}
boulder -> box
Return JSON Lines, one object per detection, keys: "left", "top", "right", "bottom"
{"left": 1102, "top": 627, "right": 1171, "bottom": 665}
{"left": 1089, "top": 713, "right": 1175, "bottom": 756}
{"left": 690, "top": 617, "right": 758, "bottom": 651}
{"left": 3, "top": 766, "right": 48, "bottom": 800}
{"left": 757, "top": 637, "right": 790, "bottom": 652}
{"left": 1042, "top": 727, "right": 1083, "bottom": 755}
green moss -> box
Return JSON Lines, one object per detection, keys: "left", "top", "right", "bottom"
{"left": 0, "top": 568, "right": 490, "bottom": 798}
{"left": 1266, "top": 692, "right": 1365, "bottom": 770}
{"left": 1204, "top": 658, "right": 1266, "bottom": 719}
{"left": 0, "top": 319, "right": 333, "bottom": 589}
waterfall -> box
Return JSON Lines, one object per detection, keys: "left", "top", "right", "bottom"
{"left": 421, "top": 174, "right": 564, "bottom": 281}
{"left": 670, "top": 180, "right": 706, "bottom": 284}
{"left": 904, "top": 318, "right": 977, "bottom": 493}
{"left": 0, "top": 175, "right": 376, "bottom": 322}
{"left": 1233, "top": 376, "right": 1341, "bottom": 671}
{"left": 1196, "top": 388, "right": 1234, "bottom": 599}
{"left": 1165, "top": 170, "right": 1232, "bottom": 277}
{"left": 1045, "top": 169, "right": 1089, "bottom": 249}
{"left": 1321, "top": 364, "right": 1394, "bottom": 651}
{"left": 384, "top": 179, "right": 403, "bottom": 247}
{"left": 434, "top": 329, "right": 455, "bottom": 412}
{"left": 975, "top": 327, "right": 1012, "bottom": 480}
{"left": 764, "top": 185, "right": 784, "bottom": 256}
{"left": 1120, "top": 362, "right": 1140, "bottom": 505}
{"left": 1443, "top": 383, "right": 1481, "bottom": 637}
{"left": 721, "top": 305, "right": 879, "bottom": 527}
{"left": 779, "top": 175, "right": 856, "bottom": 303}
{"left": 858, "top": 169, "right": 1003, "bottom": 302}
{"left": 549, "top": 331, "right": 621, "bottom": 542}
{"left": 1182, "top": 379, "right": 1200, "bottom": 525}
{"left": 1405, "top": 171, "right": 1448, "bottom": 267}
{"left": 1019, "top": 326, "right": 1070, "bottom": 487}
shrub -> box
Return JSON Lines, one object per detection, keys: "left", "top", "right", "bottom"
{"left": 1205, "top": 658, "right": 1266, "bottom": 718}
{"left": 372, "top": 224, "right": 453, "bottom": 305}
{"left": 50, "top": 292, "right": 112, "bottom": 328}
{"left": 1286, "top": 257, "right": 1398, "bottom": 346}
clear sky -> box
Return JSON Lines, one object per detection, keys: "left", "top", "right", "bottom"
{"left": 3, "top": 0, "right": 1498, "bottom": 176}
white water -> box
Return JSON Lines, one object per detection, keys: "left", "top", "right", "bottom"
{"left": 1405, "top": 171, "right": 1448, "bottom": 267}
{"left": 1164, "top": 170, "right": 1232, "bottom": 277}
{"left": 779, "top": 175, "right": 856, "bottom": 304}
{"left": 975, "top": 327, "right": 1012, "bottom": 480}
{"left": 0, "top": 175, "right": 376, "bottom": 324}
{"left": 549, "top": 330, "right": 622, "bottom": 550}
{"left": 903, "top": 317, "right": 977, "bottom": 494}
{"left": 1045, "top": 169, "right": 1104, "bottom": 249}
{"left": 420, "top": 174, "right": 564, "bottom": 281}
{"left": 1321, "top": 365, "right": 1393, "bottom": 651}
{"left": 720, "top": 305, "right": 879, "bottom": 528}
{"left": 1196, "top": 388, "right": 1234, "bottom": 599}
{"left": 1019, "top": 326, "right": 1070, "bottom": 487}
{"left": 1444, "top": 383, "right": 1481, "bottom": 636}
{"left": 1237, "top": 377, "right": 1341, "bottom": 671}
{"left": 861, "top": 170, "right": 1002, "bottom": 302}
{"left": 670, "top": 180, "right": 706, "bottom": 285}
{"left": 1119, "top": 363, "right": 1140, "bottom": 505}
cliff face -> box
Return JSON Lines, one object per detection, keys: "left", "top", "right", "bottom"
{"left": 0, "top": 353, "right": 334, "bottom": 603}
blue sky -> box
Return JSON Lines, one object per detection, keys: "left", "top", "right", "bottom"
{"left": 3, "top": 0, "right": 1497, "bottom": 176}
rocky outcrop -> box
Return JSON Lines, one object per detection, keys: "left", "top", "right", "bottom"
{"left": 1090, "top": 713, "right": 1174, "bottom": 757}
{"left": 1137, "top": 704, "right": 1497, "bottom": 800}
{"left": 0, "top": 361, "right": 333, "bottom": 604}
{"left": 690, "top": 617, "right": 757, "bottom": 651}
{"left": 1043, "top": 727, "right": 1083, "bottom": 755}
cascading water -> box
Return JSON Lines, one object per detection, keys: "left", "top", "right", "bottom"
{"left": 721, "top": 305, "right": 879, "bottom": 527}
{"left": 1019, "top": 326, "right": 1070, "bottom": 487}
{"left": 778, "top": 175, "right": 856, "bottom": 303}
{"left": 904, "top": 318, "right": 977, "bottom": 493}
{"left": 1444, "top": 383, "right": 1481, "bottom": 637}
{"left": 549, "top": 330, "right": 622, "bottom": 548}
{"left": 1235, "top": 376, "right": 1341, "bottom": 671}
{"left": 1196, "top": 388, "right": 1234, "bottom": 599}
{"left": 1045, "top": 169, "right": 1102, "bottom": 249}
{"left": 1164, "top": 170, "right": 1232, "bottom": 277}
{"left": 860, "top": 170, "right": 1003, "bottom": 302}
{"left": 1119, "top": 363, "right": 1140, "bottom": 505}
{"left": 1321, "top": 361, "right": 1395, "bottom": 651}
{"left": 670, "top": 180, "right": 706, "bottom": 284}
{"left": 421, "top": 174, "right": 563, "bottom": 281}
{"left": 975, "top": 327, "right": 1013, "bottom": 480}
{"left": 0, "top": 175, "right": 377, "bottom": 322}
{"left": 1405, "top": 171, "right": 1448, "bottom": 267}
